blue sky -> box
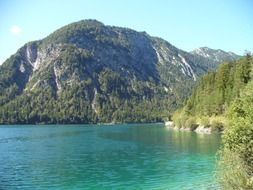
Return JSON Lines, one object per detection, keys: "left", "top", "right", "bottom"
{"left": 0, "top": 0, "right": 252, "bottom": 64}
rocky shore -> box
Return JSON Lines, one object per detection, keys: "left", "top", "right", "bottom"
{"left": 165, "top": 121, "right": 212, "bottom": 134}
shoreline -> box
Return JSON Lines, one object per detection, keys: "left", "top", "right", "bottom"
{"left": 165, "top": 121, "right": 212, "bottom": 134}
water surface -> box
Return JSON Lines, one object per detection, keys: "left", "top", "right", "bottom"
{"left": 0, "top": 124, "right": 220, "bottom": 189}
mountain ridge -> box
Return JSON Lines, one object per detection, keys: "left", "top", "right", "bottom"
{"left": 0, "top": 19, "right": 240, "bottom": 124}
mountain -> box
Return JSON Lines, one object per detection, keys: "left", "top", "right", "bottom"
{"left": 0, "top": 19, "right": 240, "bottom": 124}
{"left": 191, "top": 47, "right": 239, "bottom": 64}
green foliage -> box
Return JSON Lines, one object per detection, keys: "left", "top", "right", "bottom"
{"left": 98, "top": 68, "right": 125, "bottom": 94}
{"left": 199, "top": 116, "right": 210, "bottom": 127}
{"left": 172, "top": 110, "right": 188, "bottom": 128}
{"left": 0, "top": 66, "right": 172, "bottom": 124}
{"left": 185, "top": 56, "right": 252, "bottom": 116}
{"left": 173, "top": 56, "right": 253, "bottom": 130}
{"left": 185, "top": 117, "right": 198, "bottom": 131}
{"left": 216, "top": 55, "right": 253, "bottom": 189}
{"left": 217, "top": 148, "right": 253, "bottom": 190}
{"left": 209, "top": 119, "right": 224, "bottom": 132}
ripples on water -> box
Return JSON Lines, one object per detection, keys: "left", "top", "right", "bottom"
{"left": 0, "top": 124, "right": 221, "bottom": 189}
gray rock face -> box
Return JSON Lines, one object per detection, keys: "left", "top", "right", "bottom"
{"left": 8, "top": 20, "right": 239, "bottom": 91}
{"left": 191, "top": 47, "right": 239, "bottom": 64}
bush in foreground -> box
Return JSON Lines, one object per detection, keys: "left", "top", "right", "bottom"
{"left": 217, "top": 80, "right": 253, "bottom": 189}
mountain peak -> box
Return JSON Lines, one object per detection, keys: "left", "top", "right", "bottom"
{"left": 74, "top": 19, "right": 105, "bottom": 27}
{"left": 191, "top": 47, "right": 240, "bottom": 62}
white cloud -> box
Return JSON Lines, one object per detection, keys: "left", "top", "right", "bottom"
{"left": 10, "top": 25, "right": 22, "bottom": 35}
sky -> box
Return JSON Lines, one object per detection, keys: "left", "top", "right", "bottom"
{"left": 0, "top": 0, "right": 252, "bottom": 64}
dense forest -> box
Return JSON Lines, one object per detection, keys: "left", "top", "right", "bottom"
{"left": 172, "top": 55, "right": 253, "bottom": 189}
{"left": 172, "top": 55, "right": 252, "bottom": 131}
{"left": 0, "top": 64, "right": 171, "bottom": 124}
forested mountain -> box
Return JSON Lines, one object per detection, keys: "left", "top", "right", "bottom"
{"left": 0, "top": 19, "right": 240, "bottom": 124}
{"left": 173, "top": 55, "right": 253, "bottom": 130}
{"left": 185, "top": 55, "right": 252, "bottom": 116}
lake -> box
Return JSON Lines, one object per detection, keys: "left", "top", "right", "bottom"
{"left": 0, "top": 124, "right": 221, "bottom": 189}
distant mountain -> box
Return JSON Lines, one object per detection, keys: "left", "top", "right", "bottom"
{"left": 0, "top": 20, "right": 240, "bottom": 124}
{"left": 191, "top": 47, "right": 239, "bottom": 64}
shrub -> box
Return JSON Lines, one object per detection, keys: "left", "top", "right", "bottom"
{"left": 217, "top": 147, "right": 253, "bottom": 190}
{"left": 172, "top": 110, "right": 187, "bottom": 128}
{"left": 218, "top": 79, "right": 253, "bottom": 189}
{"left": 185, "top": 117, "right": 198, "bottom": 131}
{"left": 210, "top": 120, "right": 224, "bottom": 132}
{"left": 200, "top": 116, "right": 210, "bottom": 127}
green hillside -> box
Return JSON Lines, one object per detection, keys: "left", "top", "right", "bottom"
{"left": 173, "top": 55, "right": 253, "bottom": 131}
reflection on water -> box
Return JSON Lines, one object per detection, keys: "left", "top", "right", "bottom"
{"left": 101, "top": 124, "right": 220, "bottom": 154}
{"left": 0, "top": 124, "right": 220, "bottom": 189}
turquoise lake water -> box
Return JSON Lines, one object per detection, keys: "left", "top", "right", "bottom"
{"left": 0, "top": 124, "right": 221, "bottom": 189}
